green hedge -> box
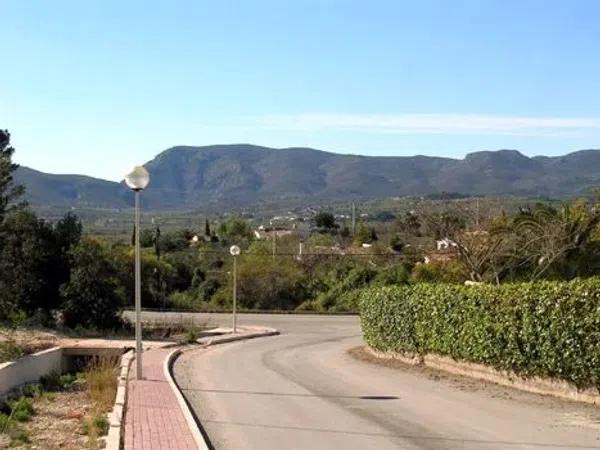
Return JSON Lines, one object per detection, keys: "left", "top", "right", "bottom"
{"left": 359, "top": 279, "right": 600, "bottom": 390}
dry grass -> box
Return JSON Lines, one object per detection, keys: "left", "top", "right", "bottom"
{"left": 85, "top": 356, "right": 119, "bottom": 412}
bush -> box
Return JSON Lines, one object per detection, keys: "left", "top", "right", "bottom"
{"left": 7, "top": 397, "right": 34, "bottom": 422}
{"left": 359, "top": 278, "right": 600, "bottom": 390}
{"left": 0, "top": 341, "right": 24, "bottom": 363}
{"left": 410, "top": 261, "right": 466, "bottom": 283}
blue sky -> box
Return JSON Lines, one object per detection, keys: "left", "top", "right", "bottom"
{"left": 1, "top": 0, "right": 600, "bottom": 181}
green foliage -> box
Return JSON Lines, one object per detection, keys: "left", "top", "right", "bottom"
{"left": 353, "top": 222, "right": 372, "bottom": 245}
{"left": 306, "top": 263, "right": 409, "bottom": 312}
{"left": 314, "top": 212, "right": 338, "bottom": 231}
{"left": 306, "top": 233, "right": 335, "bottom": 247}
{"left": 360, "top": 278, "right": 600, "bottom": 389}
{"left": 21, "top": 384, "right": 43, "bottom": 399}
{"left": 0, "top": 130, "right": 25, "bottom": 225}
{"left": 140, "top": 229, "right": 156, "bottom": 247}
{"left": 0, "top": 209, "right": 81, "bottom": 322}
{"left": 373, "top": 264, "right": 410, "bottom": 286}
{"left": 389, "top": 234, "right": 403, "bottom": 252}
{"left": 410, "top": 261, "right": 466, "bottom": 283}
{"left": 0, "top": 341, "right": 24, "bottom": 363}
{"left": 7, "top": 397, "right": 34, "bottom": 422}
{"left": 60, "top": 239, "right": 122, "bottom": 329}
{"left": 168, "top": 291, "right": 201, "bottom": 311}
{"left": 160, "top": 229, "right": 193, "bottom": 252}
{"left": 183, "top": 327, "right": 198, "bottom": 344}
{"left": 217, "top": 217, "right": 253, "bottom": 245}
{"left": 40, "top": 370, "right": 77, "bottom": 391}
{"left": 113, "top": 249, "right": 177, "bottom": 308}
{"left": 224, "top": 241, "right": 305, "bottom": 310}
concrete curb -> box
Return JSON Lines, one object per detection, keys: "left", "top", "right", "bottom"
{"left": 365, "top": 346, "right": 600, "bottom": 405}
{"left": 164, "top": 349, "right": 209, "bottom": 450}
{"left": 198, "top": 327, "right": 280, "bottom": 346}
{"left": 164, "top": 327, "right": 280, "bottom": 450}
{"left": 105, "top": 349, "right": 135, "bottom": 450}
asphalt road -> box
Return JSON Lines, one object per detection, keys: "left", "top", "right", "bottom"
{"left": 166, "top": 313, "right": 600, "bottom": 450}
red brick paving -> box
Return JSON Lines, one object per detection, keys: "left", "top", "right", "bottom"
{"left": 124, "top": 348, "right": 198, "bottom": 450}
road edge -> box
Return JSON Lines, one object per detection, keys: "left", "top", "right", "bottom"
{"left": 164, "top": 348, "right": 211, "bottom": 450}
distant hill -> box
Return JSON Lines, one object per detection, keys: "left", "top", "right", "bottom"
{"left": 14, "top": 166, "right": 129, "bottom": 209}
{"left": 14, "top": 144, "right": 600, "bottom": 211}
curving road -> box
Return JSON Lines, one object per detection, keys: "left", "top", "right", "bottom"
{"left": 171, "top": 313, "right": 600, "bottom": 450}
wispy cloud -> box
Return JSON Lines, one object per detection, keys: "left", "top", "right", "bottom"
{"left": 249, "top": 113, "right": 600, "bottom": 136}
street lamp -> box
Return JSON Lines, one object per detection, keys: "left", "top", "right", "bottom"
{"left": 125, "top": 166, "right": 150, "bottom": 380}
{"left": 230, "top": 245, "right": 240, "bottom": 334}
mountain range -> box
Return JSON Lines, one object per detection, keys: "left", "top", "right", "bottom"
{"left": 14, "top": 144, "right": 600, "bottom": 211}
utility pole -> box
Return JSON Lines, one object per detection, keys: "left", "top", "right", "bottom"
{"left": 351, "top": 202, "right": 356, "bottom": 236}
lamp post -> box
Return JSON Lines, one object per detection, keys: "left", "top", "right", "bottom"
{"left": 125, "top": 166, "right": 150, "bottom": 380}
{"left": 229, "top": 245, "right": 240, "bottom": 334}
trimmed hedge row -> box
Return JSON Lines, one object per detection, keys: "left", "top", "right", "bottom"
{"left": 359, "top": 279, "right": 600, "bottom": 390}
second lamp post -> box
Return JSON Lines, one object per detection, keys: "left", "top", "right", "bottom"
{"left": 230, "top": 245, "right": 240, "bottom": 334}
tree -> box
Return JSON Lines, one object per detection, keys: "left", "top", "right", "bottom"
{"left": 353, "top": 222, "right": 371, "bottom": 245}
{"left": 0, "top": 210, "right": 55, "bottom": 319}
{"left": 61, "top": 239, "right": 122, "bottom": 329}
{"left": 340, "top": 226, "right": 351, "bottom": 239}
{"left": 46, "top": 212, "right": 82, "bottom": 310}
{"left": 0, "top": 209, "right": 83, "bottom": 321}
{"left": 217, "top": 217, "right": 253, "bottom": 245}
{"left": 396, "top": 211, "right": 421, "bottom": 236}
{"left": 389, "top": 234, "right": 404, "bottom": 252}
{"left": 510, "top": 201, "right": 600, "bottom": 280}
{"left": 204, "top": 218, "right": 211, "bottom": 237}
{"left": 314, "top": 212, "right": 338, "bottom": 231}
{"left": 0, "top": 130, "right": 25, "bottom": 225}
{"left": 231, "top": 241, "right": 305, "bottom": 309}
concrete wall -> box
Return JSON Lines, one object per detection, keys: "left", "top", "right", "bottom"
{"left": 0, "top": 346, "right": 126, "bottom": 398}
{"left": 0, "top": 347, "right": 64, "bottom": 397}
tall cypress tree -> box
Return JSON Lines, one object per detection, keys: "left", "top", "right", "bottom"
{"left": 0, "top": 130, "right": 25, "bottom": 225}
{"left": 204, "top": 217, "right": 211, "bottom": 237}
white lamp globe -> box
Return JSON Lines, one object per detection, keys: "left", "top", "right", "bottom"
{"left": 230, "top": 245, "right": 241, "bottom": 256}
{"left": 125, "top": 166, "right": 150, "bottom": 191}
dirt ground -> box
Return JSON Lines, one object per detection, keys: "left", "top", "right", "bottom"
{"left": 0, "top": 329, "right": 59, "bottom": 358}
{"left": 3, "top": 385, "right": 104, "bottom": 450}
{"left": 349, "top": 345, "right": 600, "bottom": 424}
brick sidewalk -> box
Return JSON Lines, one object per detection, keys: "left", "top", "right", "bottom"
{"left": 124, "top": 348, "right": 198, "bottom": 450}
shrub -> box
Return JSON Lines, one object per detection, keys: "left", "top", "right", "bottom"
{"left": 7, "top": 397, "right": 34, "bottom": 422}
{"left": 359, "top": 278, "right": 600, "bottom": 390}
{"left": 40, "top": 370, "right": 77, "bottom": 391}
{"left": 168, "top": 291, "right": 198, "bottom": 311}
{"left": 0, "top": 341, "right": 24, "bottom": 363}
{"left": 410, "top": 261, "right": 466, "bottom": 283}
{"left": 82, "top": 414, "right": 109, "bottom": 446}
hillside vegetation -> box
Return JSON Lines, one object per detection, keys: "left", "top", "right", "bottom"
{"left": 14, "top": 144, "right": 600, "bottom": 211}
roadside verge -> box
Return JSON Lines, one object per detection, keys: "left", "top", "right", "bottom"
{"left": 362, "top": 346, "right": 600, "bottom": 406}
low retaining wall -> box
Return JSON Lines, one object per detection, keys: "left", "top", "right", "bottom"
{"left": 0, "top": 346, "right": 127, "bottom": 398}
{"left": 0, "top": 347, "right": 64, "bottom": 397}
{"left": 366, "top": 347, "right": 600, "bottom": 405}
